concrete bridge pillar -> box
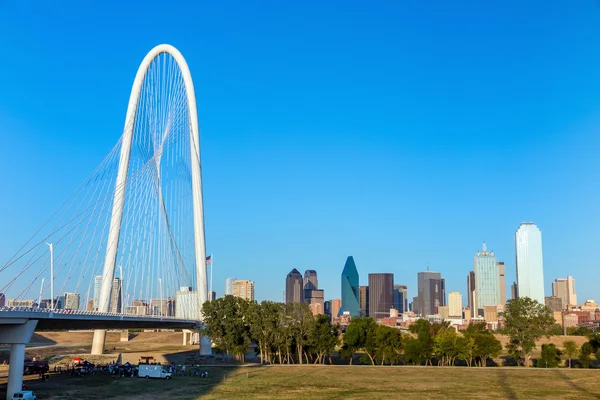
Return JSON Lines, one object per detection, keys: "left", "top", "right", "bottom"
{"left": 0, "top": 320, "right": 38, "bottom": 400}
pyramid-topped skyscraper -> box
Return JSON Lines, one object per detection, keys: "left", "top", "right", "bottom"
{"left": 338, "top": 256, "right": 360, "bottom": 317}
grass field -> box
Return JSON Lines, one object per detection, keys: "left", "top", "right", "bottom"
{"left": 2, "top": 365, "right": 600, "bottom": 399}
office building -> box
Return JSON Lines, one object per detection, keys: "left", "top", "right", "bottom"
{"left": 7, "top": 299, "right": 35, "bottom": 308}
{"left": 93, "top": 275, "right": 102, "bottom": 310}
{"left": 304, "top": 270, "right": 318, "bottom": 290}
{"left": 86, "top": 299, "right": 94, "bottom": 311}
{"left": 511, "top": 282, "right": 518, "bottom": 300}
{"left": 368, "top": 273, "right": 394, "bottom": 321}
{"left": 359, "top": 286, "right": 369, "bottom": 317}
{"left": 417, "top": 271, "right": 445, "bottom": 317}
{"left": 0, "top": 293, "right": 5, "bottom": 307}
{"left": 438, "top": 305, "right": 449, "bottom": 320}
{"left": 64, "top": 292, "right": 80, "bottom": 310}
{"left": 110, "top": 278, "right": 122, "bottom": 313}
{"left": 285, "top": 269, "right": 304, "bottom": 304}
{"left": 393, "top": 284, "right": 408, "bottom": 314}
{"left": 305, "top": 289, "right": 325, "bottom": 315}
{"left": 324, "top": 300, "right": 331, "bottom": 318}
{"left": 167, "top": 297, "right": 176, "bottom": 316}
{"left": 474, "top": 242, "right": 500, "bottom": 312}
{"left": 544, "top": 296, "right": 563, "bottom": 313}
{"left": 339, "top": 256, "right": 360, "bottom": 317}
{"left": 497, "top": 262, "right": 507, "bottom": 305}
{"left": 515, "top": 222, "right": 545, "bottom": 303}
{"left": 150, "top": 299, "right": 169, "bottom": 316}
{"left": 448, "top": 292, "right": 462, "bottom": 318}
{"left": 232, "top": 280, "right": 255, "bottom": 301}
{"left": 552, "top": 277, "right": 577, "bottom": 309}
{"left": 467, "top": 271, "right": 476, "bottom": 318}
{"left": 330, "top": 299, "right": 342, "bottom": 323}
{"left": 176, "top": 286, "right": 198, "bottom": 319}
{"left": 225, "top": 278, "right": 237, "bottom": 296}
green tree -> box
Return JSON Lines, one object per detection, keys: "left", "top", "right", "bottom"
{"left": 434, "top": 328, "right": 459, "bottom": 366}
{"left": 248, "top": 301, "right": 282, "bottom": 364}
{"left": 309, "top": 314, "right": 340, "bottom": 364}
{"left": 595, "top": 349, "right": 600, "bottom": 366}
{"left": 409, "top": 319, "right": 435, "bottom": 365}
{"left": 343, "top": 317, "right": 378, "bottom": 365}
{"left": 562, "top": 340, "right": 578, "bottom": 368}
{"left": 374, "top": 325, "right": 403, "bottom": 365}
{"left": 537, "top": 344, "right": 561, "bottom": 368}
{"left": 566, "top": 326, "right": 592, "bottom": 336}
{"left": 403, "top": 337, "right": 424, "bottom": 365}
{"left": 580, "top": 342, "right": 593, "bottom": 368}
{"left": 456, "top": 335, "right": 475, "bottom": 367}
{"left": 472, "top": 333, "right": 502, "bottom": 367}
{"left": 588, "top": 333, "right": 600, "bottom": 352}
{"left": 502, "top": 297, "right": 556, "bottom": 367}
{"left": 287, "top": 302, "right": 314, "bottom": 364}
{"left": 201, "top": 295, "right": 251, "bottom": 361}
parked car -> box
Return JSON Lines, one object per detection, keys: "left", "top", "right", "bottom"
{"left": 12, "top": 391, "right": 37, "bottom": 400}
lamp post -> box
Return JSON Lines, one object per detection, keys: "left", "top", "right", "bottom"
{"left": 45, "top": 243, "right": 54, "bottom": 311}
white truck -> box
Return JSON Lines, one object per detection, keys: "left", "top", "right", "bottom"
{"left": 138, "top": 364, "right": 172, "bottom": 379}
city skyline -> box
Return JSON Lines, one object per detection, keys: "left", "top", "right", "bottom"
{"left": 1, "top": 2, "right": 600, "bottom": 305}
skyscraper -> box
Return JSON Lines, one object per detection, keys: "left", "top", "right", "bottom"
{"left": 110, "top": 278, "right": 122, "bottom": 313}
{"left": 393, "top": 284, "right": 408, "bottom": 313}
{"left": 330, "top": 299, "right": 342, "bottom": 323}
{"left": 176, "top": 286, "right": 197, "bottom": 319}
{"left": 225, "top": 277, "right": 237, "bottom": 296}
{"left": 417, "top": 271, "right": 445, "bottom": 317}
{"left": 448, "top": 292, "right": 462, "bottom": 318}
{"left": 93, "top": 275, "right": 102, "bottom": 310}
{"left": 511, "top": 282, "right": 518, "bottom": 300}
{"left": 368, "top": 273, "right": 394, "bottom": 321}
{"left": 359, "top": 286, "right": 369, "bottom": 317}
{"left": 286, "top": 268, "right": 304, "bottom": 304}
{"left": 515, "top": 223, "right": 545, "bottom": 303}
{"left": 232, "top": 280, "right": 255, "bottom": 301}
{"left": 339, "top": 256, "right": 360, "bottom": 317}
{"left": 552, "top": 277, "right": 577, "bottom": 308}
{"left": 0, "top": 293, "right": 5, "bottom": 307}
{"left": 64, "top": 292, "right": 80, "bottom": 310}
{"left": 304, "top": 270, "right": 318, "bottom": 290}
{"left": 474, "top": 242, "right": 500, "bottom": 311}
{"left": 497, "top": 262, "right": 507, "bottom": 305}
{"left": 467, "top": 271, "right": 476, "bottom": 318}
{"left": 305, "top": 289, "right": 325, "bottom": 315}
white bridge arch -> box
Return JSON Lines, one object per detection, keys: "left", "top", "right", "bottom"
{"left": 91, "top": 44, "right": 210, "bottom": 355}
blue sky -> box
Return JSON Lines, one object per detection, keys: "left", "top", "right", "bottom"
{"left": 1, "top": 1, "right": 599, "bottom": 304}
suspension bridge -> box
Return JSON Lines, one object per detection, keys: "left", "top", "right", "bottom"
{"left": 0, "top": 44, "right": 210, "bottom": 399}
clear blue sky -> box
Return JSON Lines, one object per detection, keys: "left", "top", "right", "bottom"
{"left": 1, "top": 1, "right": 599, "bottom": 305}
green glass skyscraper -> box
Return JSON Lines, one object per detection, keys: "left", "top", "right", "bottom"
{"left": 339, "top": 256, "right": 360, "bottom": 317}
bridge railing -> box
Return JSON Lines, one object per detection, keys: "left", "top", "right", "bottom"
{"left": 0, "top": 306, "right": 196, "bottom": 321}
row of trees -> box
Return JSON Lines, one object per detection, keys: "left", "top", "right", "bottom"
{"left": 201, "top": 296, "right": 339, "bottom": 364}
{"left": 201, "top": 296, "right": 599, "bottom": 367}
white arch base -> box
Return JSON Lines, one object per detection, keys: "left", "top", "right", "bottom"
{"left": 91, "top": 44, "right": 210, "bottom": 356}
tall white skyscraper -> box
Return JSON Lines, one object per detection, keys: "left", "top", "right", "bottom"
{"left": 225, "top": 277, "right": 236, "bottom": 296}
{"left": 474, "top": 242, "right": 500, "bottom": 309}
{"left": 448, "top": 292, "right": 462, "bottom": 318}
{"left": 515, "top": 222, "right": 545, "bottom": 303}
{"left": 93, "top": 275, "right": 102, "bottom": 310}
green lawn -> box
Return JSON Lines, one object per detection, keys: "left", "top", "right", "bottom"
{"left": 2, "top": 365, "right": 600, "bottom": 399}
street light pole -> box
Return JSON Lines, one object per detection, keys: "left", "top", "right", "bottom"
{"left": 45, "top": 243, "right": 54, "bottom": 311}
